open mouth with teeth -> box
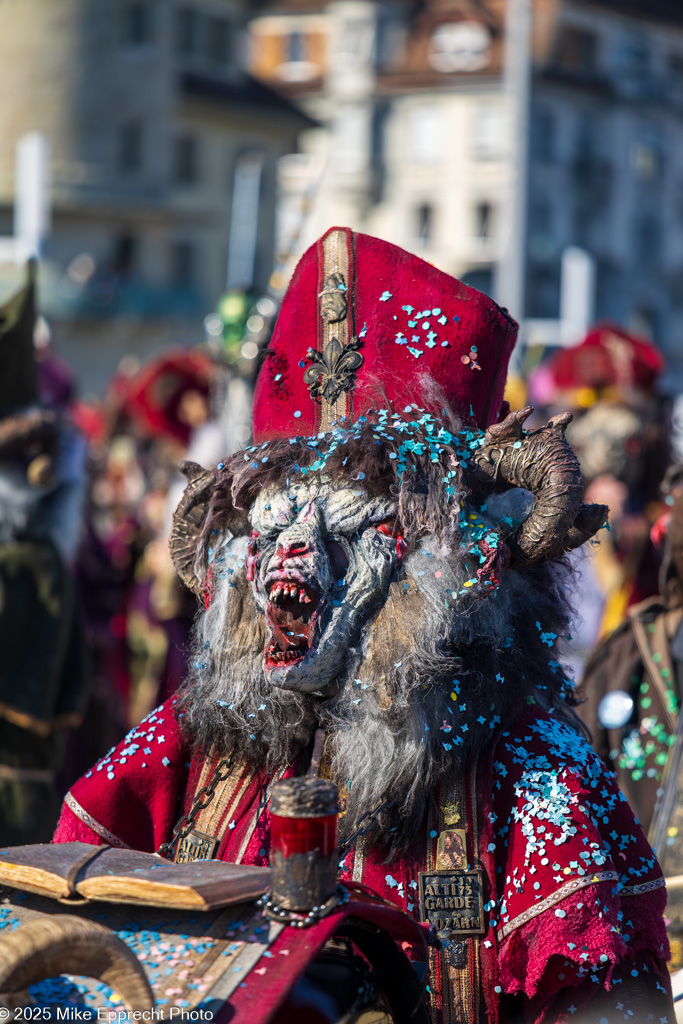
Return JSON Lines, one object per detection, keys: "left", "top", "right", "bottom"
{"left": 264, "top": 578, "right": 323, "bottom": 669}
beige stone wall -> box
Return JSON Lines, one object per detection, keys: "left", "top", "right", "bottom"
{"left": 0, "top": 0, "right": 302, "bottom": 307}
{"left": 0, "top": 0, "right": 86, "bottom": 200}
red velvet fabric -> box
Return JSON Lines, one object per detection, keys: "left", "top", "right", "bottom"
{"left": 253, "top": 227, "right": 518, "bottom": 442}
{"left": 53, "top": 699, "right": 191, "bottom": 853}
{"left": 53, "top": 704, "right": 670, "bottom": 1022}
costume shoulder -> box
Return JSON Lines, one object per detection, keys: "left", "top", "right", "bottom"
{"left": 53, "top": 698, "right": 191, "bottom": 853}
{"left": 489, "top": 709, "right": 668, "bottom": 1000}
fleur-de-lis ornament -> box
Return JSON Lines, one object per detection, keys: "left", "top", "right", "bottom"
{"left": 304, "top": 337, "right": 363, "bottom": 406}
{"left": 304, "top": 269, "right": 364, "bottom": 406}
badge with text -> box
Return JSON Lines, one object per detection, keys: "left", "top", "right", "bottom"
{"left": 175, "top": 829, "right": 218, "bottom": 863}
{"left": 418, "top": 869, "right": 486, "bottom": 936}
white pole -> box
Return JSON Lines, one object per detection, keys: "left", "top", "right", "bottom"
{"left": 226, "top": 154, "right": 264, "bottom": 291}
{"left": 15, "top": 132, "right": 51, "bottom": 262}
{"left": 494, "top": 0, "right": 532, "bottom": 332}
{"left": 560, "top": 245, "right": 595, "bottom": 346}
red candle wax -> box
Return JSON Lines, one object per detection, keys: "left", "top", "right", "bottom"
{"left": 270, "top": 813, "right": 338, "bottom": 859}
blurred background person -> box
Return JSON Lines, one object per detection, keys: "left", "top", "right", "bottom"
{"left": 577, "top": 469, "right": 683, "bottom": 970}
{"left": 0, "top": 265, "right": 88, "bottom": 844}
{"left": 528, "top": 322, "right": 670, "bottom": 681}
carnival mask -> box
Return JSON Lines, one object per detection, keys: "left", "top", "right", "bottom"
{"left": 247, "top": 480, "right": 405, "bottom": 693}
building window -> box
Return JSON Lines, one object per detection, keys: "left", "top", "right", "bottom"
{"left": 226, "top": 153, "right": 264, "bottom": 291}
{"left": 205, "top": 17, "right": 232, "bottom": 64}
{"left": 618, "top": 37, "right": 651, "bottom": 94}
{"left": 112, "top": 235, "right": 137, "bottom": 276}
{"left": 633, "top": 216, "right": 662, "bottom": 266}
{"left": 376, "top": 17, "right": 404, "bottom": 71}
{"left": 533, "top": 109, "right": 556, "bottom": 163}
{"left": 474, "top": 201, "right": 493, "bottom": 241}
{"left": 335, "top": 19, "right": 373, "bottom": 65}
{"left": 118, "top": 122, "right": 143, "bottom": 173}
{"left": 121, "top": 2, "right": 153, "bottom": 46}
{"left": 472, "top": 103, "right": 504, "bottom": 161}
{"left": 574, "top": 115, "right": 598, "bottom": 167}
{"left": 529, "top": 202, "right": 555, "bottom": 262}
{"left": 669, "top": 54, "right": 683, "bottom": 100}
{"left": 170, "top": 241, "right": 195, "bottom": 287}
{"left": 408, "top": 105, "right": 443, "bottom": 164}
{"left": 429, "top": 22, "right": 490, "bottom": 73}
{"left": 173, "top": 135, "right": 199, "bottom": 185}
{"left": 631, "top": 138, "right": 663, "bottom": 181}
{"left": 527, "top": 266, "right": 559, "bottom": 319}
{"left": 287, "top": 31, "right": 306, "bottom": 63}
{"left": 557, "top": 26, "right": 597, "bottom": 73}
{"left": 176, "top": 8, "right": 199, "bottom": 57}
{"left": 415, "top": 203, "right": 434, "bottom": 245}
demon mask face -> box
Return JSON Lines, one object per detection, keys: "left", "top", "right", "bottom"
{"left": 247, "top": 480, "right": 405, "bottom": 693}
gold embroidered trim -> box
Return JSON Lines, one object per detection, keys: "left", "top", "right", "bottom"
{"left": 427, "top": 768, "right": 481, "bottom": 1024}
{"left": 64, "top": 792, "right": 129, "bottom": 849}
{"left": 352, "top": 836, "right": 365, "bottom": 884}
{"left": 234, "top": 762, "right": 290, "bottom": 864}
{"left": 319, "top": 230, "right": 352, "bottom": 432}
{"left": 622, "top": 877, "right": 666, "bottom": 896}
{"left": 497, "top": 871, "right": 619, "bottom": 941}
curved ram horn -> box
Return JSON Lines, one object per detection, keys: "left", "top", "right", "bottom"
{"left": 169, "top": 460, "right": 216, "bottom": 597}
{"left": 0, "top": 915, "right": 153, "bottom": 1011}
{"left": 470, "top": 406, "right": 608, "bottom": 564}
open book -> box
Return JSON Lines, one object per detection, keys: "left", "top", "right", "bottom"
{"left": 0, "top": 843, "right": 270, "bottom": 911}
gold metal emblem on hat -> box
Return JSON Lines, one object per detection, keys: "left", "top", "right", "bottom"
{"left": 304, "top": 272, "right": 364, "bottom": 408}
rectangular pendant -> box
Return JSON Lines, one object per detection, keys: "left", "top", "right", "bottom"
{"left": 436, "top": 828, "right": 468, "bottom": 870}
{"left": 418, "top": 869, "right": 486, "bottom": 936}
{"left": 175, "top": 829, "right": 218, "bottom": 863}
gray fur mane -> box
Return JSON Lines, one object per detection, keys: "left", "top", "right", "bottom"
{"left": 178, "top": 507, "right": 582, "bottom": 857}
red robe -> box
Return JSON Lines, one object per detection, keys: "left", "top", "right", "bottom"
{"left": 54, "top": 699, "right": 671, "bottom": 1022}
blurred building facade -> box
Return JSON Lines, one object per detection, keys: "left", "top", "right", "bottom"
{"left": 249, "top": 0, "right": 683, "bottom": 390}
{"left": 0, "top": 0, "right": 311, "bottom": 392}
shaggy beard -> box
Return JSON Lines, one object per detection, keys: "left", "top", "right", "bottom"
{"left": 178, "top": 535, "right": 581, "bottom": 858}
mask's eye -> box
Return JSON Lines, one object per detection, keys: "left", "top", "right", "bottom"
{"left": 375, "top": 518, "right": 403, "bottom": 539}
{"left": 327, "top": 539, "right": 349, "bottom": 575}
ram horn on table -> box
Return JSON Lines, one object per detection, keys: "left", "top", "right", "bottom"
{"left": 0, "top": 915, "right": 154, "bottom": 1011}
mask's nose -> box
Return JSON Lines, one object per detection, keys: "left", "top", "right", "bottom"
{"left": 272, "top": 501, "right": 325, "bottom": 566}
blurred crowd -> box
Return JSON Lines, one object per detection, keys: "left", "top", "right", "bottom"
{"left": 2, "top": 265, "right": 683, "bottom": 934}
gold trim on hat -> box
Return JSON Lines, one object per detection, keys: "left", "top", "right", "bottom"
{"left": 307, "top": 229, "right": 363, "bottom": 433}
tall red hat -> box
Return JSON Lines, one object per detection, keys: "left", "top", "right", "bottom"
{"left": 548, "top": 322, "right": 664, "bottom": 394}
{"left": 120, "top": 350, "right": 214, "bottom": 446}
{"left": 253, "top": 227, "right": 517, "bottom": 442}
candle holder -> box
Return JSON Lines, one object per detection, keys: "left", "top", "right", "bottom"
{"left": 269, "top": 777, "right": 341, "bottom": 913}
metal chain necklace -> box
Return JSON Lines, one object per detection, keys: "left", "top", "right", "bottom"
{"left": 338, "top": 797, "right": 393, "bottom": 858}
{"left": 158, "top": 754, "right": 393, "bottom": 862}
{"left": 157, "top": 753, "right": 235, "bottom": 860}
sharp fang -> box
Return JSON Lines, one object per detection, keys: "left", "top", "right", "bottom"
{"left": 303, "top": 594, "right": 312, "bottom": 604}
{"left": 299, "top": 590, "right": 306, "bottom": 603}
